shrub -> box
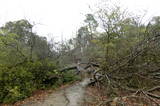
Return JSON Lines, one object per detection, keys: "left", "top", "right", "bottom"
{"left": 0, "top": 65, "right": 34, "bottom": 103}
{"left": 62, "top": 70, "right": 81, "bottom": 83}
{"left": 0, "top": 60, "right": 78, "bottom": 103}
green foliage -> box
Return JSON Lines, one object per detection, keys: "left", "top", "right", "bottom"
{"left": 0, "top": 20, "right": 78, "bottom": 104}
{"left": 0, "top": 60, "right": 78, "bottom": 103}
{"left": 62, "top": 70, "right": 80, "bottom": 83}
{"left": 0, "top": 65, "right": 34, "bottom": 103}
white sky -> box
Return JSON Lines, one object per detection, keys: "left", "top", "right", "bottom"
{"left": 0, "top": 0, "right": 160, "bottom": 41}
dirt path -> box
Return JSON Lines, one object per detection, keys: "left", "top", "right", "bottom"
{"left": 21, "top": 78, "right": 91, "bottom": 106}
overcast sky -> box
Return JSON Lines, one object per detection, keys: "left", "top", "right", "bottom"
{"left": 0, "top": 0, "right": 160, "bottom": 41}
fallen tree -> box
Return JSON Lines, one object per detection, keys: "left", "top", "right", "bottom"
{"left": 91, "top": 33, "right": 160, "bottom": 105}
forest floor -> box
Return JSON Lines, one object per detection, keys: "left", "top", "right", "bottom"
{"left": 3, "top": 78, "right": 92, "bottom": 106}
{"left": 84, "top": 85, "right": 160, "bottom": 106}
{"left": 2, "top": 78, "right": 160, "bottom": 106}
